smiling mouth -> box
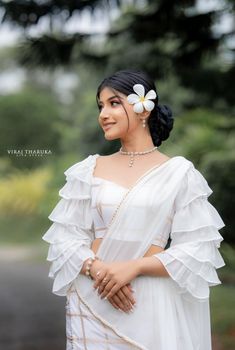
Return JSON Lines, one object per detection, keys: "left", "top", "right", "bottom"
{"left": 103, "top": 123, "right": 116, "bottom": 130}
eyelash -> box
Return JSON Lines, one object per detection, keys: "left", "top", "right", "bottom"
{"left": 98, "top": 100, "right": 120, "bottom": 111}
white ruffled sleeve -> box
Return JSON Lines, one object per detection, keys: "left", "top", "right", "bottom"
{"left": 42, "top": 155, "right": 96, "bottom": 296}
{"left": 154, "top": 163, "right": 226, "bottom": 300}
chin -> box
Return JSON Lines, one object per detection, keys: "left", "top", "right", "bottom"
{"left": 104, "top": 134, "right": 118, "bottom": 141}
{"left": 104, "top": 131, "right": 121, "bottom": 141}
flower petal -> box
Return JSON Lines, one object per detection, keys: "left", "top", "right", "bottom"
{"left": 127, "top": 94, "right": 140, "bottom": 104}
{"left": 143, "top": 100, "right": 155, "bottom": 111}
{"left": 145, "top": 90, "right": 157, "bottom": 100}
{"left": 133, "top": 84, "right": 145, "bottom": 97}
{"left": 133, "top": 102, "right": 144, "bottom": 113}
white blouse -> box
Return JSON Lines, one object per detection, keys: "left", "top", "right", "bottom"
{"left": 42, "top": 154, "right": 225, "bottom": 350}
{"left": 91, "top": 176, "right": 166, "bottom": 247}
{"left": 42, "top": 154, "right": 225, "bottom": 301}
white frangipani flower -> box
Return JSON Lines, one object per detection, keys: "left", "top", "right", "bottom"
{"left": 127, "top": 84, "right": 157, "bottom": 113}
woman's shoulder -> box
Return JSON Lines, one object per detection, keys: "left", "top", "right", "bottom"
{"left": 173, "top": 154, "right": 192, "bottom": 165}
{"left": 63, "top": 154, "right": 99, "bottom": 179}
{"left": 173, "top": 155, "right": 208, "bottom": 181}
{"left": 174, "top": 156, "right": 213, "bottom": 208}
{"left": 171, "top": 155, "right": 201, "bottom": 174}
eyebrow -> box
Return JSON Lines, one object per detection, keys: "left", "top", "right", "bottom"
{"left": 98, "top": 95, "right": 124, "bottom": 104}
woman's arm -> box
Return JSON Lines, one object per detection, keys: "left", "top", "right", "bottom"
{"left": 88, "top": 241, "right": 168, "bottom": 300}
{"left": 92, "top": 254, "right": 169, "bottom": 300}
{"left": 135, "top": 255, "right": 169, "bottom": 277}
{"left": 135, "top": 244, "right": 169, "bottom": 277}
{"left": 81, "top": 241, "right": 166, "bottom": 309}
{"left": 81, "top": 240, "right": 167, "bottom": 277}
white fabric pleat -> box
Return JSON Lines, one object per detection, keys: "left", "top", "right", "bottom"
{"left": 42, "top": 155, "right": 97, "bottom": 295}
{"left": 155, "top": 165, "right": 225, "bottom": 300}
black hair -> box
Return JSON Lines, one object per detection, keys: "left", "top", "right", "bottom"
{"left": 96, "top": 69, "right": 174, "bottom": 146}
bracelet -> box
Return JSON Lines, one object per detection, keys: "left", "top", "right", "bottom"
{"left": 85, "top": 256, "right": 99, "bottom": 279}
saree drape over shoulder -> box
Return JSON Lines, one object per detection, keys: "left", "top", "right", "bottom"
{"left": 42, "top": 154, "right": 225, "bottom": 350}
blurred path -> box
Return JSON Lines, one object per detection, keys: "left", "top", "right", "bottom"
{"left": 0, "top": 245, "right": 65, "bottom": 350}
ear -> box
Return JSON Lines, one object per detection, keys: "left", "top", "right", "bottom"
{"left": 139, "top": 110, "right": 151, "bottom": 119}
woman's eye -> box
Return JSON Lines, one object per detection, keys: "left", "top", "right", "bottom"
{"left": 111, "top": 101, "right": 120, "bottom": 107}
{"left": 98, "top": 101, "right": 119, "bottom": 111}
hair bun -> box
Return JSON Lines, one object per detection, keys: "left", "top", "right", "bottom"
{"left": 148, "top": 104, "right": 174, "bottom": 146}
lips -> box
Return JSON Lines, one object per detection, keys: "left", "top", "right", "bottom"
{"left": 103, "top": 123, "right": 116, "bottom": 130}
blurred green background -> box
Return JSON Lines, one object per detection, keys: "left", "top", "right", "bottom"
{"left": 0, "top": 0, "right": 234, "bottom": 349}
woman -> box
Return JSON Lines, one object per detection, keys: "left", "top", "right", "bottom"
{"left": 42, "top": 69, "right": 225, "bottom": 350}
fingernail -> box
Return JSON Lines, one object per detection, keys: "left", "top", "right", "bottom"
{"left": 104, "top": 297, "right": 107, "bottom": 300}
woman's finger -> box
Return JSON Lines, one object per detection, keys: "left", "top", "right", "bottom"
{"left": 111, "top": 294, "right": 124, "bottom": 310}
{"left": 107, "top": 297, "right": 120, "bottom": 310}
{"left": 127, "top": 283, "right": 134, "bottom": 292}
{"left": 100, "top": 280, "right": 116, "bottom": 299}
{"left": 106, "top": 284, "right": 121, "bottom": 299}
{"left": 111, "top": 294, "right": 129, "bottom": 313}
{"left": 93, "top": 270, "right": 106, "bottom": 289}
{"left": 97, "top": 277, "right": 109, "bottom": 294}
{"left": 121, "top": 285, "right": 136, "bottom": 305}
{"left": 116, "top": 289, "right": 133, "bottom": 310}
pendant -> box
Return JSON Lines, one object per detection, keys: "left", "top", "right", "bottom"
{"left": 129, "top": 153, "right": 134, "bottom": 167}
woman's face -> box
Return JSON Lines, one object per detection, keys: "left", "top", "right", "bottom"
{"left": 98, "top": 87, "right": 141, "bottom": 140}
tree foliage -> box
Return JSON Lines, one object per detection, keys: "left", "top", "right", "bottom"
{"left": 0, "top": 87, "right": 63, "bottom": 169}
{"left": 1, "top": 0, "right": 234, "bottom": 107}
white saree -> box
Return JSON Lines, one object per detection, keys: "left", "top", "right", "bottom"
{"left": 42, "top": 154, "right": 225, "bottom": 350}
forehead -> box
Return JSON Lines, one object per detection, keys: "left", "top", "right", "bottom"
{"left": 99, "top": 87, "right": 126, "bottom": 101}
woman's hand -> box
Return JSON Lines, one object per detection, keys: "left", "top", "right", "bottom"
{"left": 91, "top": 260, "right": 140, "bottom": 299}
{"left": 90, "top": 259, "right": 137, "bottom": 312}
{"left": 107, "top": 284, "right": 136, "bottom": 313}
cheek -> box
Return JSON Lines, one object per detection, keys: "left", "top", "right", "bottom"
{"left": 113, "top": 109, "right": 129, "bottom": 126}
{"left": 126, "top": 112, "right": 138, "bottom": 129}
{"left": 119, "top": 105, "right": 137, "bottom": 123}
{"left": 124, "top": 105, "right": 138, "bottom": 123}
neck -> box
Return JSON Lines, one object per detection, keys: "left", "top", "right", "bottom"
{"left": 119, "top": 121, "right": 157, "bottom": 153}
{"left": 121, "top": 135, "right": 156, "bottom": 152}
{"left": 120, "top": 144, "right": 156, "bottom": 153}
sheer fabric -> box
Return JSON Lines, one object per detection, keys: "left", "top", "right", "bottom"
{"left": 42, "top": 154, "right": 225, "bottom": 350}
{"left": 91, "top": 176, "right": 167, "bottom": 246}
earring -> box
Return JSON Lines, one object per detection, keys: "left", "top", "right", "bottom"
{"left": 142, "top": 119, "right": 146, "bottom": 128}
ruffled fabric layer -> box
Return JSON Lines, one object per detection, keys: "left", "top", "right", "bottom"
{"left": 155, "top": 163, "right": 225, "bottom": 300}
{"left": 42, "top": 155, "right": 97, "bottom": 296}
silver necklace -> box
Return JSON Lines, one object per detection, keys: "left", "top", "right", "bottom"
{"left": 119, "top": 146, "right": 158, "bottom": 167}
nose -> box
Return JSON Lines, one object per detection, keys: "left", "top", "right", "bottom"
{"left": 99, "top": 106, "right": 111, "bottom": 120}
